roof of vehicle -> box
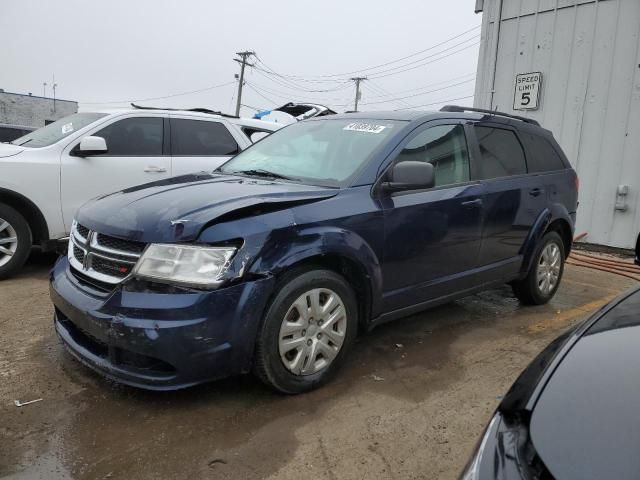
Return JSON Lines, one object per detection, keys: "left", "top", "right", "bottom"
{"left": 81, "top": 107, "right": 280, "bottom": 131}
{"left": 325, "top": 107, "right": 548, "bottom": 133}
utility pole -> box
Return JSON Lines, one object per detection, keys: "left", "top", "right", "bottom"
{"left": 350, "top": 77, "right": 367, "bottom": 112}
{"left": 234, "top": 51, "right": 255, "bottom": 116}
{"left": 52, "top": 74, "right": 58, "bottom": 112}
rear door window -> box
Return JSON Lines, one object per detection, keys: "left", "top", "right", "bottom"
{"left": 93, "top": 117, "right": 163, "bottom": 156}
{"left": 394, "top": 124, "right": 470, "bottom": 187}
{"left": 171, "top": 119, "right": 239, "bottom": 156}
{"left": 521, "top": 133, "right": 566, "bottom": 172}
{"left": 473, "top": 126, "right": 527, "bottom": 179}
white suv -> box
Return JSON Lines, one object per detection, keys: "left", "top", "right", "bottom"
{"left": 0, "top": 106, "right": 280, "bottom": 279}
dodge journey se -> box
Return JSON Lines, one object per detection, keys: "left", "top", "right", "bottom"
{"left": 50, "top": 106, "right": 578, "bottom": 393}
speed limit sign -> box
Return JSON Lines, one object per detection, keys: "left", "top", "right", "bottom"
{"left": 513, "top": 72, "right": 542, "bottom": 110}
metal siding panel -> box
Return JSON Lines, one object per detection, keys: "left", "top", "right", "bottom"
{"left": 539, "top": 0, "right": 559, "bottom": 13}
{"left": 521, "top": 0, "right": 540, "bottom": 16}
{"left": 608, "top": 0, "right": 640, "bottom": 248}
{"left": 503, "top": 0, "right": 523, "bottom": 19}
{"left": 530, "top": 10, "right": 556, "bottom": 126}
{"left": 557, "top": 4, "right": 596, "bottom": 174}
{"left": 512, "top": 14, "right": 539, "bottom": 99}
{"left": 474, "top": 0, "right": 498, "bottom": 108}
{"left": 573, "top": 0, "right": 619, "bottom": 244}
{"left": 539, "top": 8, "right": 576, "bottom": 140}
{"left": 491, "top": 18, "right": 520, "bottom": 111}
{"left": 558, "top": 0, "right": 578, "bottom": 8}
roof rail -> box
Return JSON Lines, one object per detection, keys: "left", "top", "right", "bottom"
{"left": 130, "top": 103, "right": 239, "bottom": 119}
{"left": 439, "top": 105, "right": 540, "bottom": 126}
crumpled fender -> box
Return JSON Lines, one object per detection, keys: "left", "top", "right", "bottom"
{"left": 248, "top": 224, "right": 384, "bottom": 319}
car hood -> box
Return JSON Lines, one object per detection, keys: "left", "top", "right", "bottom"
{"left": 529, "top": 288, "right": 640, "bottom": 480}
{"left": 0, "top": 143, "right": 25, "bottom": 158}
{"left": 76, "top": 173, "right": 338, "bottom": 243}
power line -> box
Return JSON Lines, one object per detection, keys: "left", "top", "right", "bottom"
{"left": 368, "top": 38, "right": 481, "bottom": 79}
{"left": 80, "top": 81, "right": 236, "bottom": 105}
{"left": 364, "top": 80, "right": 412, "bottom": 109}
{"left": 362, "top": 72, "right": 476, "bottom": 99}
{"left": 254, "top": 36, "right": 479, "bottom": 86}
{"left": 251, "top": 68, "right": 351, "bottom": 96}
{"left": 361, "top": 78, "right": 476, "bottom": 106}
{"left": 245, "top": 81, "right": 349, "bottom": 106}
{"left": 244, "top": 82, "right": 279, "bottom": 106}
{"left": 254, "top": 24, "right": 481, "bottom": 80}
{"left": 393, "top": 94, "right": 475, "bottom": 111}
{"left": 253, "top": 58, "right": 351, "bottom": 92}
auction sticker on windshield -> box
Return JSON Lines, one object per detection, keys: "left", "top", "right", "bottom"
{"left": 343, "top": 122, "right": 388, "bottom": 134}
{"left": 61, "top": 123, "right": 74, "bottom": 134}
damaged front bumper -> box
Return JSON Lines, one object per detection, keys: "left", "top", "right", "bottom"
{"left": 49, "top": 256, "right": 275, "bottom": 390}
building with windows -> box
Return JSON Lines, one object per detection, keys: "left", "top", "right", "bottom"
{"left": 474, "top": 0, "right": 640, "bottom": 249}
{"left": 0, "top": 89, "right": 77, "bottom": 129}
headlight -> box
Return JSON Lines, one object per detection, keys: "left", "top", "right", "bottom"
{"left": 133, "top": 244, "right": 237, "bottom": 288}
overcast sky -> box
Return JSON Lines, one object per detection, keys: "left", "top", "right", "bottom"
{"left": 0, "top": 1, "right": 480, "bottom": 116}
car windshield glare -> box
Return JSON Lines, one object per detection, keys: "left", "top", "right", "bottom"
{"left": 11, "top": 112, "right": 108, "bottom": 148}
{"left": 219, "top": 118, "right": 402, "bottom": 186}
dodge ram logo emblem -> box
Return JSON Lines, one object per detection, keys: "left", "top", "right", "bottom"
{"left": 82, "top": 231, "right": 95, "bottom": 270}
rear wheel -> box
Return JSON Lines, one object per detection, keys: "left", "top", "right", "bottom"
{"left": 253, "top": 268, "right": 358, "bottom": 394}
{"left": 512, "top": 231, "right": 565, "bottom": 305}
{"left": 0, "top": 203, "right": 32, "bottom": 280}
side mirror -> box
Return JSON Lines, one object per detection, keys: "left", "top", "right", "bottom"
{"left": 76, "top": 136, "right": 107, "bottom": 156}
{"left": 383, "top": 161, "right": 435, "bottom": 192}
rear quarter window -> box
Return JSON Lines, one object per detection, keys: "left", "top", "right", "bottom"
{"left": 521, "top": 133, "right": 567, "bottom": 173}
{"left": 473, "top": 126, "right": 527, "bottom": 179}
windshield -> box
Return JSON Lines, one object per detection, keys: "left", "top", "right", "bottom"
{"left": 219, "top": 118, "right": 402, "bottom": 187}
{"left": 11, "top": 112, "right": 108, "bottom": 148}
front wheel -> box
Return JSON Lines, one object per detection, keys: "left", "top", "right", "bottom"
{"left": 0, "top": 204, "right": 32, "bottom": 280}
{"left": 253, "top": 268, "right": 358, "bottom": 394}
{"left": 512, "top": 231, "right": 565, "bottom": 305}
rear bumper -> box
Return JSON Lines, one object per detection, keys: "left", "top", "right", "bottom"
{"left": 50, "top": 257, "right": 274, "bottom": 390}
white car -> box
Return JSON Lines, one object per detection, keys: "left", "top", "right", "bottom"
{"left": 0, "top": 106, "right": 280, "bottom": 279}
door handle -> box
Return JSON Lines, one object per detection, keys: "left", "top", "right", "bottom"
{"left": 144, "top": 166, "right": 167, "bottom": 173}
{"left": 529, "top": 188, "right": 543, "bottom": 197}
{"left": 461, "top": 198, "right": 483, "bottom": 208}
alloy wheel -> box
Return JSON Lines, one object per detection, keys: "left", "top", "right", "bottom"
{"left": 0, "top": 218, "right": 18, "bottom": 268}
{"left": 278, "top": 288, "right": 347, "bottom": 376}
{"left": 536, "top": 243, "right": 561, "bottom": 295}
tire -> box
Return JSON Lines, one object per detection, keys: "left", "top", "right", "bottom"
{"left": 0, "top": 203, "right": 32, "bottom": 280}
{"left": 512, "top": 231, "right": 565, "bottom": 305}
{"left": 253, "top": 268, "right": 358, "bottom": 394}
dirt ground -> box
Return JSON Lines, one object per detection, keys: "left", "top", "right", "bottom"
{"left": 1, "top": 252, "right": 637, "bottom": 480}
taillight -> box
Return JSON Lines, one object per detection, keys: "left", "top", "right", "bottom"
{"left": 574, "top": 174, "right": 580, "bottom": 192}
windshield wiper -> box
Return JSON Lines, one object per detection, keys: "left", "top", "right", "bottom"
{"left": 15, "top": 139, "right": 32, "bottom": 146}
{"left": 232, "top": 169, "right": 296, "bottom": 181}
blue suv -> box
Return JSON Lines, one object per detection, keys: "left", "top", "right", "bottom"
{"left": 49, "top": 106, "right": 578, "bottom": 393}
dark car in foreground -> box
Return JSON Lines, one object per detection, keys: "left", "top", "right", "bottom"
{"left": 462, "top": 285, "right": 640, "bottom": 480}
{"left": 49, "top": 106, "right": 578, "bottom": 393}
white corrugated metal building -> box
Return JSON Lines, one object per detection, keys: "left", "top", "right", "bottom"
{"left": 474, "top": 0, "right": 640, "bottom": 249}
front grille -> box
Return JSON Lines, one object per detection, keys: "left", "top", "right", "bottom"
{"left": 73, "top": 245, "right": 85, "bottom": 263}
{"left": 76, "top": 223, "right": 90, "bottom": 239}
{"left": 68, "top": 222, "right": 146, "bottom": 288}
{"left": 96, "top": 233, "right": 146, "bottom": 254}
{"left": 91, "top": 256, "right": 132, "bottom": 279}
